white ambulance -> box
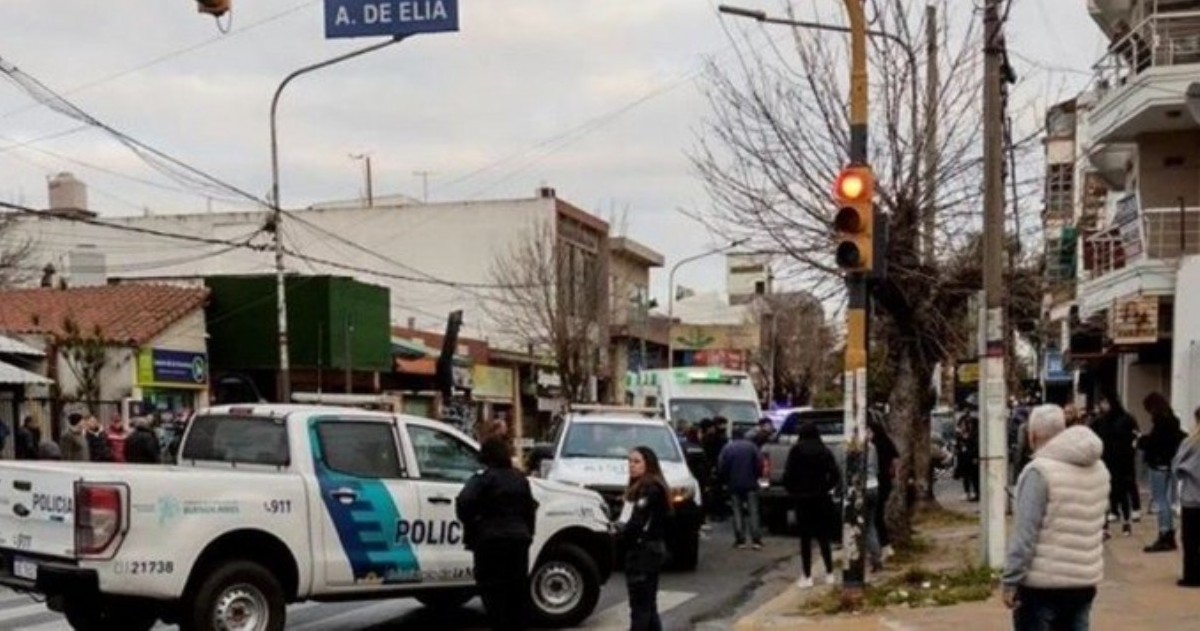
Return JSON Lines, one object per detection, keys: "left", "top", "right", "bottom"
{"left": 630, "top": 368, "right": 763, "bottom": 435}
{"left": 0, "top": 405, "right": 614, "bottom": 630}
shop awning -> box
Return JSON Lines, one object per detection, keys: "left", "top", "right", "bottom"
{"left": 391, "top": 338, "right": 472, "bottom": 367}
{"left": 0, "top": 360, "right": 52, "bottom": 385}
{"left": 0, "top": 335, "right": 44, "bottom": 357}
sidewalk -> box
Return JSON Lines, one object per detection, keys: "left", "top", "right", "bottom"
{"left": 735, "top": 503, "right": 1199, "bottom": 630}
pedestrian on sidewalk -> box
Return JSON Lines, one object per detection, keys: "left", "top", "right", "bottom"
{"left": 84, "top": 414, "right": 113, "bottom": 462}
{"left": 783, "top": 421, "right": 841, "bottom": 588}
{"left": 718, "top": 427, "right": 765, "bottom": 550}
{"left": 1172, "top": 407, "right": 1200, "bottom": 588}
{"left": 456, "top": 437, "right": 538, "bottom": 631}
{"left": 58, "top": 413, "right": 90, "bottom": 462}
{"left": 955, "top": 405, "right": 981, "bottom": 502}
{"left": 1002, "top": 404, "right": 1109, "bottom": 631}
{"left": 1092, "top": 391, "right": 1138, "bottom": 538}
{"left": 14, "top": 416, "right": 38, "bottom": 460}
{"left": 1139, "top": 392, "right": 1185, "bottom": 553}
{"left": 621, "top": 446, "right": 670, "bottom": 631}
{"left": 869, "top": 415, "right": 899, "bottom": 561}
{"left": 124, "top": 417, "right": 161, "bottom": 464}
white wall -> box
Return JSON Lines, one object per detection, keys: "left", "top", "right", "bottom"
{"left": 1174, "top": 255, "right": 1200, "bottom": 430}
{"left": 12, "top": 198, "right": 557, "bottom": 342}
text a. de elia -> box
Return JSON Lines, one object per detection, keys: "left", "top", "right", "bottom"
{"left": 333, "top": 0, "right": 451, "bottom": 26}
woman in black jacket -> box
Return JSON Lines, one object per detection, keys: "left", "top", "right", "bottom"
{"left": 623, "top": 446, "right": 670, "bottom": 631}
{"left": 1094, "top": 391, "right": 1139, "bottom": 537}
{"left": 456, "top": 438, "right": 538, "bottom": 631}
{"left": 783, "top": 421, "right": 841, "bottom": 588}
{"left": 1141, "top": 392, "right": 1186, "bottom": 552}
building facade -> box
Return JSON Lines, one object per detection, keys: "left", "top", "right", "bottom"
{"left": 1062, "top": 0, "right": 1200, "bottom": 427}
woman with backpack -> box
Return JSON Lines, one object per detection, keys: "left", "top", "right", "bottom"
{"left": 622, "top": 446, "right": 670, "bottom": 631}
{"left": 783, "top": 421, "right": 842, "bottom": 587}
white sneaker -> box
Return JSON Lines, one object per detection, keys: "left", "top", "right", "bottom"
{"left": 883, "top": 545, "right": 895, "bottom": 560}
{"left": 825, "top": 573, "right": 837, "bottom": 586}
{"left": 796, "top": 576, "right": 815, "bottom": 589}
{"left": 1132, "top": 510, "right": 1142, "bottom": 523}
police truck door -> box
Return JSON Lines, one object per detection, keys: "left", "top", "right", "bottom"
{"left": 308, "top": 416, "right": 423, "bottom": 590}
{"left": 402, "top": 422, "right": 477, "bottom": 584}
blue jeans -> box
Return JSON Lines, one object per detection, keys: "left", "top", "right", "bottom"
{"left": 1012, "top": 586, "right": 1095, "bottom": 631}
{"left": 730, "top": 489, "right": 762, "bottom": 544}
{"left": 1149, "top": 468, "right": 1176, "bottom": 534}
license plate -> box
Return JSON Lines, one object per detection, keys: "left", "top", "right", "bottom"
{"left": 13, "top": 557, "right": 37, "bottom": 581}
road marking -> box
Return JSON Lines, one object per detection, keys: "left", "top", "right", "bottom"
{"left": 3, "top": 595, "right": 320, "bottom": 630}
{"left": 582, "top": 590, "right": 696, "bottom": 629}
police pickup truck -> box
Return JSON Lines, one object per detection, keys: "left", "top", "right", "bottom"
{"left": 0, "top": 405, "right": 614, "bottom": 630}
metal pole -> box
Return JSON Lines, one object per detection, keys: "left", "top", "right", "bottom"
{"left": 923, "top": 4, "right": 939, "bottom": 264}
{"left": 269, "top": 35, "right": 404, "bottom": 403}
{"left": 980, "top": 0, "right": 1009, "bottom": 569}
{"left": 365, "top": 156, "right": 374, "bottom": 207}
{"left": 666, "top": 239, "right": 748, "bottom": 368}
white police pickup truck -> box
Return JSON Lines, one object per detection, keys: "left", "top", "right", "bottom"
{"left": 0, "top": 405, "right": 614, "bottom": 630}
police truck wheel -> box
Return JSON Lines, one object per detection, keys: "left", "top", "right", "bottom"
{"left": 184, "top": 560, "right": 285, "bottom": 631}
{"left": 416, "top": 588, "right": 475, "bottom": 610}
{"left": 530, "top": 543, "right": 601, "bottom": 628}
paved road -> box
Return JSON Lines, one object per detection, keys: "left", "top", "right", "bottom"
{"left": 3, "top": 520, "right": 797, "bottom": 630}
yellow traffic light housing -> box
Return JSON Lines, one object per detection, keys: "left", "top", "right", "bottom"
{"left": 833, "top": 166, "right": 875, "bottom": 273}
{"left": 197, "top": 0, "right": 230, "bottom": 17}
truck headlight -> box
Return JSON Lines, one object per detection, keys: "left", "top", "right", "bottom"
{"left": 670, "top": 485, "right": 696, "bottom": 505}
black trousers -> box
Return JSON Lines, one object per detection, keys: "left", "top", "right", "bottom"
{"left": 1182, "top": 507, "right": 1200, "bottom": 585}
{"left": 626, "top": 541, "right": 666, "bottom": 631}
{"left": 875, "top": 481, "right": 892, "bottom": 549}
{"left": 474, "top": 539, "right": 531, "bottom": 631}
{"left": 1109, "top": 473, "right": 1134, "bottom": 523}
{"left": 796, "top": 496, "right": 835, "bottom": 577}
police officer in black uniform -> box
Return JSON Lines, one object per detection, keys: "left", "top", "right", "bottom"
{"left": 456, "top": 437, "right": 538, "bottom": 630}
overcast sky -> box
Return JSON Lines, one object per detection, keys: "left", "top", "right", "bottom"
{"left": 0, "top": 0, "right": 1104, "bottom": 304}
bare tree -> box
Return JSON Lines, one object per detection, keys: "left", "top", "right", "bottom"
{"left": 751, "top": 291, "right": 836, "bottom": 407}
{"left": 488, "top": 219, "right": 606, "bottom": 404}
{"left": 693, "top": 1, "right": 1044, "bottom": 541}
{"left": 0, "top": 212, "right": 32, "bottom": 288}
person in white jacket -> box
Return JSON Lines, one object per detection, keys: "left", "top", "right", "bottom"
{"left": 1002, "top": 404, "right": 1110, "bottom": 631}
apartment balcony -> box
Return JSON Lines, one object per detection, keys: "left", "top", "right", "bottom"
{"left": 1088, "top": 10, "right": 1200, "bottom": 146}
{"left": 1078, "top": 203, "right": 1200, "bottom": 316}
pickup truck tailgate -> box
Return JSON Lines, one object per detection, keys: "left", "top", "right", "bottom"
{"left": 0, "top": 467, "right": 78, "bottom": 559}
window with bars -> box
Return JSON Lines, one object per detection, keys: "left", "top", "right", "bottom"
{"left": 1044, "top": 163, "right": 1075, "bottom": 219}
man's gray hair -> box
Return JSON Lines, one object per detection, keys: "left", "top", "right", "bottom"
{"left": 1028, "top": 404, "right": 1066, "bottom": 443}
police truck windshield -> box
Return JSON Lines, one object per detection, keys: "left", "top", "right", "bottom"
{"left": 561, "top": 422, "right": 682, "bottom": 462}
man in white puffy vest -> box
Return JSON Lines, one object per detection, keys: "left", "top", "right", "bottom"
{"left": 1002, "top": 404, "right": 1110, "bottom": 630}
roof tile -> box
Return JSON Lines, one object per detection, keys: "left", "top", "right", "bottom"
{"left": 0, "top": 285, "right": 209, "bottom": 346}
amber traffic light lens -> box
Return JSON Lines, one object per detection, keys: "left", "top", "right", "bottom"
{"left": 836, "top": 173, "right": 867, "bottom": 201}
{"left": 834, "top": 207, "right": 864, "bottom": 233}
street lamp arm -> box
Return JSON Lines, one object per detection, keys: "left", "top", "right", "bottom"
{"left": 270, "top": 35, "right": 405, "bottom": 209}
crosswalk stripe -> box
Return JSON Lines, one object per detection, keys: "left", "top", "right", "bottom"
{"left": 581, "top": 590, "right": 696, "bottom": 629}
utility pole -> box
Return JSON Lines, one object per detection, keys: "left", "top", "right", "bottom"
{"left": 923, "top": 4, "right": 939, "bottom": 264}
{"left": 413, "top": 170, "right": 435, "bottom": 202}
{"left": 980, "top": 0, "right": 1009, "bottom": 569}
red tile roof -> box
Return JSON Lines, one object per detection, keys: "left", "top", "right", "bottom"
{"left": 0, "top": 285, "right": 209, "bottom": 346}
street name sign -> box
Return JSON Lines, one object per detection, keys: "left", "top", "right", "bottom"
{"left": 325, "top": 0, "right": 459, "bottom": 39}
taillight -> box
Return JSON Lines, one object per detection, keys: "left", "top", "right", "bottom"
{"left": 75, "top": 484, "right": 125, "bottom": 557}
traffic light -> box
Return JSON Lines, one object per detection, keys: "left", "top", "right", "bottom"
{"left": 196, "top": 0, "right": 230, "bottom": 17}
{"left": 833, "top": 165, "right": 875, "bottom": 274}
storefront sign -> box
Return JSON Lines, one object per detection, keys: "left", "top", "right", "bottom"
{"left": 694, "top": 349, "right": 747, "bottom": 371}
{"left": 1114, "top": 193, "right": 1144, "bottom": 260}
{"left": 1111, "top": 296, "right": 1159, "bottom": 345}
{"left": 137, "top": 349, "right": 208, "bottom": 388}
{"left": 956, "top": 362, "right": 980, "bottom": 385}
{"left": 1042, "top": 350, "right": 1072, "bottom": 384}
{"left": 472, "top": 365, "right": 514, "bottom": 402}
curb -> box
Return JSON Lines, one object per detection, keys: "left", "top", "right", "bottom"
{"left": 732, "top": 581, "right": 808, "bottom": 631}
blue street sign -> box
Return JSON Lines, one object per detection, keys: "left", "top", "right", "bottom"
{"left": 325, "top": 0, "right": 459, "bottom": 39}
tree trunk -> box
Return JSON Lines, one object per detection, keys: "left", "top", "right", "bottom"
{"left": 884, "top": 335, "right": 938, "bottom": 545}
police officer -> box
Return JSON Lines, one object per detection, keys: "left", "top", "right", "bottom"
{"left": 456, "top": 437, "right": 538, "bottom": 631}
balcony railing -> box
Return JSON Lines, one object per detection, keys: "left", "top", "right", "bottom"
{"left": 1093, "top": 10, "right": 1200, "bottom": 92}
{"left": 1081, "top": 205, "right": 1200, "bottom": 281}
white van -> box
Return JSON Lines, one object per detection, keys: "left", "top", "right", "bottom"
{"left": 541, "top": 410, "right": 703, "bottom": 570}
{"left": 629, "top": 368, "right": 763, "bottom": 435}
